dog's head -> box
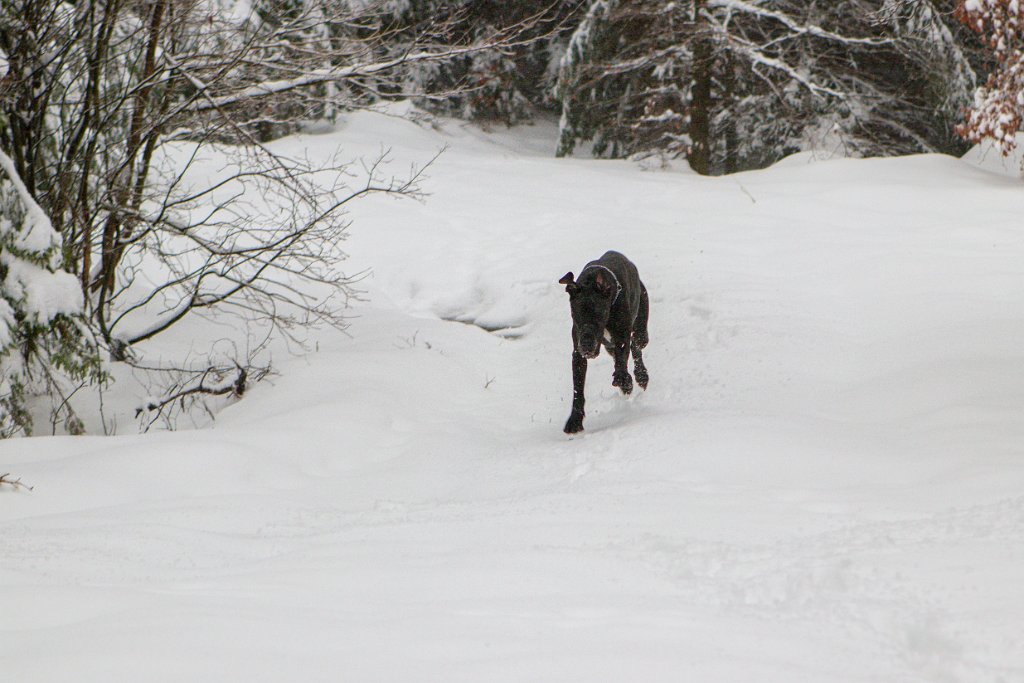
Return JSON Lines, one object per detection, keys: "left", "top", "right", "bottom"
{"left": 559, "top": 268, "right": 617, "bottom": 359}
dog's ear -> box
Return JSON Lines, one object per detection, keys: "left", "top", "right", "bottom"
{"left": 559, "top": 272, "right": 577, "bottom": 293}
{"left": 593, "top": 270, "right": 613, "bottom": 296}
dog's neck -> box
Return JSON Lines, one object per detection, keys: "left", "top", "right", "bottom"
{"left": 581, "top": 264, "right": 622, "bottom": 302}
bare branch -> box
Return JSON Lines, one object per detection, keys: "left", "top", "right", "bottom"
{"left": 0, "top": 474, "right": 34, "bottom": 492}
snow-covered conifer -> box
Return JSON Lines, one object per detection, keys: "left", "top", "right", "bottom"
{"left": 0, "top": 149, "right": 101, "bottom": 437}
{"left": 555, "top": 0, "right": 981, "bottom": 172}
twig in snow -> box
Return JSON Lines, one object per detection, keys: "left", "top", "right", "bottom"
{"left": 0, "top": 473, "right": 34, "bottom": 492}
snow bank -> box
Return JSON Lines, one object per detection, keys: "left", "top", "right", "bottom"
{"left": 961, "top": 133, "right": 1024, "bottom": 177}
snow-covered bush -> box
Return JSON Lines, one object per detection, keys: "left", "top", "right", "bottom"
{"left": 955, "top": 0, "right": 1024, "bottom": 153}
{"left": 0, "top": 150, "right": 102, "bottom": 438}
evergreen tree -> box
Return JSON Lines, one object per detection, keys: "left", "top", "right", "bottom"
{"left": 556, "top": 0, "right": 979, "bottom": 173}
{"left": 0, "top": 148, "right": 102, "bottom": 437}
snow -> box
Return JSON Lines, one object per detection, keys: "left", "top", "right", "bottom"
{"left": 0, "top": 298, "right": 13, "bottom": 347}
{"left": 0, "top": 149, "right": 60, "bottom": 254}
{"left": 3, "top": 108, "right": 1024, "bottom": 681}
{"left": 962, "top": 132, "right": 1024, "bottom": 176}
{"left": 0, "top": 253, "right": 83, "bottom": 324}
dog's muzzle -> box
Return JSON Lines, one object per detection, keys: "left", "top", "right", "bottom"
{"left": 578, "top": 333, "right": 602, "bottom": 359}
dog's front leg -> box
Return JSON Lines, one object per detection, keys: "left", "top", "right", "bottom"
{"left": 631, "top": 337, "right": 648, "bottom": 390}
{"left": 564, "top": 350, "right": 587, "bottom": 434}
{"left": 611, "top": 339, "right": 633, "bottom": 395}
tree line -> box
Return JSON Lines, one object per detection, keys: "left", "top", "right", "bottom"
{"left": 390, "top": 1, "right": 992, "bottom": 173}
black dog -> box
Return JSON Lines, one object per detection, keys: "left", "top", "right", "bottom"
{"left": 559, "top": 251, "right": 649, "bottom": 434}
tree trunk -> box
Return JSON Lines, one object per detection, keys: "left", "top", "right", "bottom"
{"left": 722, "top": 51, "right": 737, "bottom": 174}
{"left": 689, "top": 0, "right": 713, "bottom": 176}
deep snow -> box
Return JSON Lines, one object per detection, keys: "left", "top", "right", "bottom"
{"left": 2, "top": 107, "right": 1024, "bottom": 682}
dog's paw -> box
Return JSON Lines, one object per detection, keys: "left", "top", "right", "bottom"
{"left": 612, "top": 370, "right": 633, "bottom": 395}
{"left": 635, "top": 367, "right": 649, "bottom": 390}
{"left": 564, "top": 412, "right": 585, "bottom": 434}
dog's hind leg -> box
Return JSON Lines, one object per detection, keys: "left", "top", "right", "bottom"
{"left": 632, "top": 284, "right": 650, "bottom": 389}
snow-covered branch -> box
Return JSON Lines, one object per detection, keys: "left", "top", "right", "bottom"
{"left": 709, "top": 0, "right": 890, "bottom": 47}
{"left": 185, "top": 45, "right": 501, "bottom": 112}
{"left": 702, "top": 12, "right": 844, "bottom": 99}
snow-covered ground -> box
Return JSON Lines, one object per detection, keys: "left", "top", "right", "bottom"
{"left": 3, "top": 108, "right": 1024, "bottom": 682}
